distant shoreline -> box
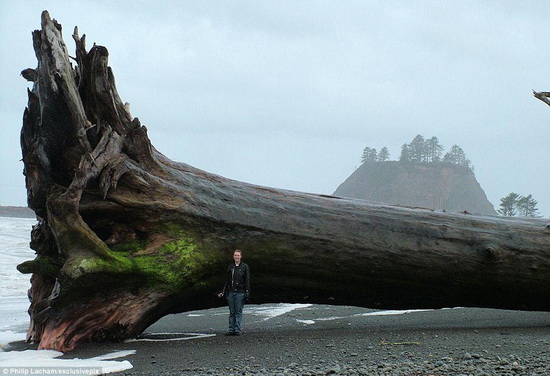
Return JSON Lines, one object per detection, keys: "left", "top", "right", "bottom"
{"left": 0, "top": 206, "right": 35, "bottom": 218}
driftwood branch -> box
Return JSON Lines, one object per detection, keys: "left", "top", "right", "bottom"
{"left": 18, "top": 11, "right": 550, "bottom": 352}
{"left": 533, "top": 90, "right": 550, "bottom": 107}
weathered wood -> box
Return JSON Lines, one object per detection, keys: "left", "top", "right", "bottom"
{"left": 19, "top": 11, "right": 550, "bottom": 352}
{"left": 533, "top": 90, "right": 550, "bottom": 108}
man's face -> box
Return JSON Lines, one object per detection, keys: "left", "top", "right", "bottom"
{"left": 233, "top": 251, "right": 242, "bottom": 264}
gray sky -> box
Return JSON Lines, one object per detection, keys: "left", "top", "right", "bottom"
{"left": 1, "top": 1, "right": 549, "bottom": 217}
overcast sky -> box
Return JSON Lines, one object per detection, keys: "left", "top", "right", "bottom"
{"left": 1, "top": 1, "right": 549, "bottom": 217}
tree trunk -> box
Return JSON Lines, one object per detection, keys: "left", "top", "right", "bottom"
{"left": 18, "top": 11, "right": 550, "bottom": 352}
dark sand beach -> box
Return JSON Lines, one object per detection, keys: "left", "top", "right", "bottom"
{"left": 9, "top": 304, "right": 550, "bottom": 375}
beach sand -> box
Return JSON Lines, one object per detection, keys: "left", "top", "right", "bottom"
{"left": 6, "top": 304, "right": 550, "bottom": 375}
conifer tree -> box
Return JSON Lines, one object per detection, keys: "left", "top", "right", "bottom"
{"left": 498, "top": 192, "right": 520, "bottom": 216}
{"left": 516, "top": 194, "right": 542, "bottom": 218}
{"left": 399, "top": 143, "right": 410, "bottom": 162}
{"left": 443, "top": 145, "right": 471, "bottom": 167}
{"left": 378, "top": 146, "right": 390, "bottom": 162}
{"left": 409, "top": 134, "right": 426, "bottom": 163}
{"left": 426, "top": 136, "right": 443, "bottom": 162}
{"left": 361, "top": 147, "right": 378, "bottom": 163}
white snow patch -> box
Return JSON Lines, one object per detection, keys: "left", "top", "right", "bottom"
{"left": 296, "top": 319, "right": 316, "bottom": 325}
{"left": 360, "top": 309, "right": 434, "bottom": 316}
{"left": 0, "top": 349, "right": 135, "bottom": 374}
{"left": 315, "top": 316, "right": 347, "bottom": 321}
{"left": 0, "top": 331, "right": 25, "bottom": 350}
{"left": 249, "top": 303, "right": 312, "bottom": 321}
{"left": 127, "top": 332, "right": 215, "bottom": 342}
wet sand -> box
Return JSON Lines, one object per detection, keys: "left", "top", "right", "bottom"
{"left": 8, "top": 304, "right": 550, "bottom": 375}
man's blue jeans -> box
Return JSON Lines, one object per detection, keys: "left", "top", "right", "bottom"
{"left": 226, "top": 291, "right": 245, "bottom": 333}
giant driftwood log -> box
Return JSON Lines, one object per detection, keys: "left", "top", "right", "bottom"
{"left": 18, "top": 12, "right": 550, "bottom": 352}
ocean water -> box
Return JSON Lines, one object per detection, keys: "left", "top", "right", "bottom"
{"left": 0, "top": 216, "right": 35, "bottom": 343}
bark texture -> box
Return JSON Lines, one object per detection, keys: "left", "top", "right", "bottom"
{"left": 18, "top": 12, "right": 550, "bottom": 352}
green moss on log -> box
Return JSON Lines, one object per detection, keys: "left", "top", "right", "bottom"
{"left": 17, "top": 255, "right": 62, "bottom": 278}
{"left": 72, "top": 222, "right": 214, "bottom": 292}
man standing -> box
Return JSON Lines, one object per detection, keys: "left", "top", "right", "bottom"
{"left": 219, "top": 249, "right": 250, "bottom": 336}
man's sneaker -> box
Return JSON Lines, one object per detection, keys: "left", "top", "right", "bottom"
{"left": 225, "top": 332, "right": 235, "bottom": 336}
